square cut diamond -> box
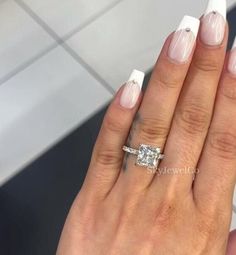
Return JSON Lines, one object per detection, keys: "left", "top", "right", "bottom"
{"left": 136, "top": 144, "right": 160, "bottom": 169}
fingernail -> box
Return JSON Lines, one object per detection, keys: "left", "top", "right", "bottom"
{"left": 228, "top": 38, "right": 236, "bottom": 75}
{"left": 168, "top": 15, "right": 200, "bottom": 63}
{"left": 200, "top": 0, "right": 226, "bottom": 46}
{"left": 120, "top": 70, "right": 145, "bottom": 109}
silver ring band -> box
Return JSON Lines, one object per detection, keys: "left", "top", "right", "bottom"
{"left": 123, "top": 146, "right": 139, "bottom": 155}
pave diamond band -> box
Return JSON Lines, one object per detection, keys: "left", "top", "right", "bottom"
{"left": 123, "top": 144, "right": 164, "bottom": 170}
{"left": 123, "top": 146, "right": 139, "bottom": 155}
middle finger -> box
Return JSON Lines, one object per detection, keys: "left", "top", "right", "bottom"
{"left": 152, "top": 0, "right": 228, "bottom": 196}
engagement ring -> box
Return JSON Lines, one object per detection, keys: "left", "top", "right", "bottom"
{"left": 123, "top": 144, "right": 164, "bottom": 170}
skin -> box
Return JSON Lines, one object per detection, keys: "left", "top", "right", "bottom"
{"left": 57, "top": 21, "right": 236, "bottom": 254}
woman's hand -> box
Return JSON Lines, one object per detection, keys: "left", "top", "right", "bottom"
{"left": 57, "top": 1, "right": 236, "bottom": 254}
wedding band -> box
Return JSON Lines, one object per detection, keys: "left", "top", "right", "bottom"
{"left": 123, "top": 144, "right": 164, "bottom": 170}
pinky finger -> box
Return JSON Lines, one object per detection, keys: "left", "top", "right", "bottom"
{"left": 81, "top": 70, "right": 145, "bottom": 199}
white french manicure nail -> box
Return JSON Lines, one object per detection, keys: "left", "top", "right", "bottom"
{"left": 120, "top": 70, "right": 145, "bottom": 109}
{"left": 201, "top": 0, "right": 226, "bottom": 46}
{"left": 168, "top": 15, "right": 200, "bottom": 63}
{"left": 228, "top": 38, "right": 236, "bottom": 75}
{"left": 205, "top": 0, "right": 226, "bottom": 19}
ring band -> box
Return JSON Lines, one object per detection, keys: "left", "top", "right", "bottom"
{"left": 123, "top": 144, "right": 164, "bottom": 170}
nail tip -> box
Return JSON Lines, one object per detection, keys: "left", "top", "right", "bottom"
{"left": 129, "top": 69, "right": 145, "bottom": 88}
{"left": 177, "top": 15, "right": 200, "bottom": 37}
{"left": 205, "top": 0, "right": 226, "bottom": 20}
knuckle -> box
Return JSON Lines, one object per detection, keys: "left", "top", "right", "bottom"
{"left": 104, "top": 113, "right": 125, "bottom": 133}
{"left": 209, "top": 131, "right": 236, "bottom": 160}
{"left": 138, "top": 117, "right": 169, "bottom": 142}
{"left": 95, "top": 148, "right": 122, "bottom": 167}
{"left": 176, "top": 103, "right": 210, "bottom": 135}
{"left": 193, "top": 57, "right": 219, "bottom": 73}
{"left": 152, "top": 71, "right": 180, "bottom": 89}
{"left": 155, "top": 195, "right": 177, "bottom": 229}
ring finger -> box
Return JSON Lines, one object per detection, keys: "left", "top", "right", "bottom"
{"left": 117, "top": 15, "right": 200, "bottom": 191}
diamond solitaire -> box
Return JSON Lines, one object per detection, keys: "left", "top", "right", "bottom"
{"left": 137, "top": 144, "right": 162, "bottom": 169}
{"left": 123, "top": 144, "right": 164, "bottom": 170}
